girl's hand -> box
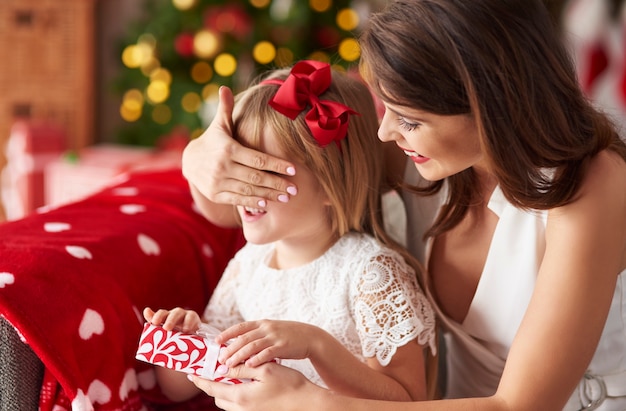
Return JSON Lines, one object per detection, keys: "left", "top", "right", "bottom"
{"left": 143, "top": 307, "right": 202, "bottom": 333}
{"left": 181, "top": 86, "right": 298, "bottom": 209}
{"left": 216, "top": 320, "right": 320, "bottom": 367}
{"left": 190, "top": 362, "right": 320, "bottom": 411}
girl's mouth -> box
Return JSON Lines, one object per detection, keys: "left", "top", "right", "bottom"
{"left": 244, "top": 206, "right": 266, "bottom": 216}
{"left": 240, "top": 205, "right": 267, "bottom": 223}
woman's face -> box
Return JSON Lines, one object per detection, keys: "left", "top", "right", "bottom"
{"left": 377, "top": 101, "right": 484, "bottom": 181}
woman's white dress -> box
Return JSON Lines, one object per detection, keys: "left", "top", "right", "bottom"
{"left": 403, "top": 165, "right": 626, "bottom": 410}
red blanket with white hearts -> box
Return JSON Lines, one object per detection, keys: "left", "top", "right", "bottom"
{"left": 0, "top": 168, "right": 245, "bottom": 411}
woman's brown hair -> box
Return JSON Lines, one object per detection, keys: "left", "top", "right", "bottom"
{"left": 360, "top": 0, "right": 626, "bottom": 238}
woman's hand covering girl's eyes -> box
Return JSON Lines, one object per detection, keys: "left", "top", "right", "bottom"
{"left": 181, "top": 86, "right": 298, "bottom": 210}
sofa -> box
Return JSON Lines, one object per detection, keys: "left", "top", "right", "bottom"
{"left": 0, "top": 168, "right": 245, "bottom": 410}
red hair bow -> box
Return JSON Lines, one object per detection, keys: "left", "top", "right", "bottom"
{"left": 261, "top": 60, "right": 358, "bottom": 148}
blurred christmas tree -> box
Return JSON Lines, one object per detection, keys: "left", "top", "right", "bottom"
{"left": 113, "top": 0, "right": 370, "bottom": 146}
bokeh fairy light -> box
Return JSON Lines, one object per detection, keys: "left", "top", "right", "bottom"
{"left": 116, "top": 0, "right": 372, "bottom": 146}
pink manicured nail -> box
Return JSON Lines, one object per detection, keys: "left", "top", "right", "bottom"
{"left": 286, "top": 166, "right": 296, "bottom": 176}
{"left": 216, "top": 364, "right": 229, "bottom": 375}
{"left": 257, "top": 199, "right": 267, "bottom": 208}
{"left": 278, "top": 194, "right": 289, "bottom": 203}
{"left": 286, "top": 186, "right": 297, "bottom": 196}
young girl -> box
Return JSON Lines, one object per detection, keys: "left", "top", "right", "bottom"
{"left": 144, "top": 60, "right": 436, "bottom": 403}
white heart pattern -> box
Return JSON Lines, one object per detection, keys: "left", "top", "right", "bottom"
{"left": 79, "top": 308, "right": 105, "bottom": 340}
{"left": 120, "top": 204, "right": 146, "bottom": 215}
{"left": 136, "top": 369, "right": 157, "bottom": 390}
{"left": 119, "top": 368, "right": 139, "bottom": 401}
{"left": 202, "top": 243, "right": 214, "bottom": 258}
{"left": 87, "top": 379, "right": 112, "bottom": 405}
{"left": 0, "top": 272, "right": 15, "bottom": 288}
{"left": 138, "top": 234, "right": 160, "bottom": 256}
{"left": 71, "top": 389, "right": 90, "bottom": 411}
{"left": 44, "top": 222, "right": 71, "bottom": 232}
{"left": 66, "top": 245, "right": 93, "bottom": 259}
{"left": 112, "top": 187, "right": 139, "bottom": 196}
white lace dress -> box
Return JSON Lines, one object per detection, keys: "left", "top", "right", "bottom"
{"left": 203, "top": 231, "right": 436, "bottom": 387}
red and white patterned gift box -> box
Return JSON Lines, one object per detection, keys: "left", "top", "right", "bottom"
{"left": 135, "top": 322, "right": 250, "bottom": 384}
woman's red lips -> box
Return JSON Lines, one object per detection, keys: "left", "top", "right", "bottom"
{"left": 399, "top": 146, "right": 430, "bottom": 164}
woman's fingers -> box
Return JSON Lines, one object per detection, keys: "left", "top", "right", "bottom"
{"left": 213, "top": 86, "right": 234, "bottom": 136}
{"left": 190, "top": 363, "right": 311, "bottom": 411}
{"left": 228, "top": 142, "right": 296, "bottom": 180}
{"left": 216, "top": 86, "right": 295, "bottom": 181}
{"left": 213, "top": 148, "right": 298, "bottom": 204}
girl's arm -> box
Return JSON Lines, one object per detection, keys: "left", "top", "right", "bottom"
{"left": 194, "top": 150, "right": 626, "bottom": 411}
{"left": 216, "top": 320, "right": 426, "bottom": 401}
{"left": 308, "top": 329, "right": 427, "bottom": 401}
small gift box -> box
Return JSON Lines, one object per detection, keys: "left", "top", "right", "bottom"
{"left": 135, "top": 322, "right": 250, "bottom": 384}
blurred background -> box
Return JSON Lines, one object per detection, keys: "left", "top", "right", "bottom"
{"left": 0, "top": 0, "right": 624, "bottom": 222}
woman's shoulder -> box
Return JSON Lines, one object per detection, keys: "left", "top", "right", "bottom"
{"left": 547, "top": 149, "right": 626, "bottom": 247}
{"left": 550, "top": 149, "right": 625, "bottom": 212}
{"left": 590, "top": 148, "right": 626, "bottom": 180}
{"left": 574, "top": 148, "right": 625, "bottom": 207}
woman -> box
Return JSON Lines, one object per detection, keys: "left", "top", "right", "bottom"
{"left": 182, "top": 0, "right": 626, "bottom": 409}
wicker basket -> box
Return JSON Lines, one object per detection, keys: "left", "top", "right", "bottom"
{"left": 0, "top": 0, "right": 95, "bottom": 221}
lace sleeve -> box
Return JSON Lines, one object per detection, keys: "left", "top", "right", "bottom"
{"left": 203, "top": 258, "right": 245, "bottom": 330}
{"left": 353, "top": 250, "right": 436, "bottom": 366}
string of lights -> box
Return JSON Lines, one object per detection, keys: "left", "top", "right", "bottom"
{"left": 114, "top": 0, "right": 371, "bottom": 146}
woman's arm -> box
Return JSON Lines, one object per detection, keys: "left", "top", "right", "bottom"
{"left": 215, "top": 320, "right": 426, "bottom": 401}
{"left": 191, "top": 363, "right": 506, "bottom": 411}
{"left": 188, "top": 182, "right": 239, "bottom": 227}
{"left": 494, "top": 149, "right": 626, "bottom": 409}
{"left": 192, "top": 151, "right": 626, "bottom": 411}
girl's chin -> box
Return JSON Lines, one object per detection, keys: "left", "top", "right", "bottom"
{"left": 242, "top": 231, "right": 274, "bottom": 245}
